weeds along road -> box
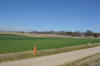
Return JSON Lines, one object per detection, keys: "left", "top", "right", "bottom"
{"left": 0, "top": 46, "right": 100, "bottom": 66}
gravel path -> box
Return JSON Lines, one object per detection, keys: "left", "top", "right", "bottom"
{"left": 0, "top": 46, "right": 100, "bottom": 66}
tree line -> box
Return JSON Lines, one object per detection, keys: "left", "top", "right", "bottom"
{"left": 1, "top": 30, "right": 100, "bottom": 38}
{"left": 29, "top": 30, "right": 100, "bottom": 38}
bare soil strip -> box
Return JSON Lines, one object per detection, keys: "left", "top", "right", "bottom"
{"left": 0, "top": 46, "right": 100, "bottom": 66}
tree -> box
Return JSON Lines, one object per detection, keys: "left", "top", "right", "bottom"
{"left": 74, "top": 31, "right": 81, "bottom": 37}
{"left": 94, "top": 33, "right": 99, "bottom": 37}
{"left": 85, "top": 30, "right": 93, "bottom": 36}
{"left": 20, "top": 31, "right": 24, "bottom": 33}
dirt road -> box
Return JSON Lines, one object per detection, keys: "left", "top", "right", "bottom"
{"left": 0, "top": 46, "right": 100, "bottom": 66}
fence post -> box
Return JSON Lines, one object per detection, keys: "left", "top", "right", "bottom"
{"left": 34, "top": 46, "right": 37, "bottom": 56}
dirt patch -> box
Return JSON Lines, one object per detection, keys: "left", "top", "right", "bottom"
{"left": 63, "top": 52, "right": 100, "bottom": 66}
{"left": 91, "top": 61, "right": 100, "bottom": 66}
{"left": 0, "top": 46, "right": 100, "bottom": 66}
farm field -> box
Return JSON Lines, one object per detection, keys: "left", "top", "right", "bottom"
{"left": 0, "top": 34, "right": 100, "bottom": 54}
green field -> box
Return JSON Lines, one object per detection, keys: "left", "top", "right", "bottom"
{"left": 0, "top": 34, "right": 100, "bottom": 54}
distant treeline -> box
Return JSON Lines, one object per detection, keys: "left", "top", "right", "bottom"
{"left": 28, "top": 30, "right": 100, "bottom": 37}
{"left": 1, "top": 30, "right": 100, "bottom": 38}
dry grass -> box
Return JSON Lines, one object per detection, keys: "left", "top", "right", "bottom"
{"left": 0, "top": 43, "right": 100, "bottom": 62}
{"left": 62, "top": 51, "right": 100, "bottom": 66}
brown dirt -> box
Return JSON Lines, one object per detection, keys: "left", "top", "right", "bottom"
{"left": 0, "top": 46, "right": 100, "bottom": 66}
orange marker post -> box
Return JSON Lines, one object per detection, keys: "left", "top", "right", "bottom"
{"left": 33, "top": 46, "right": 37, "bottom": 56}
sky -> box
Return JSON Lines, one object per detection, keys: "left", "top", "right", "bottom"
{"left": 0, "top": 0, "right": 100, "bottom": 32}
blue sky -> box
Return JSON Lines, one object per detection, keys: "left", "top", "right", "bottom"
{"left": 0, "top": 0, "right": 100, "bottom": 32}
